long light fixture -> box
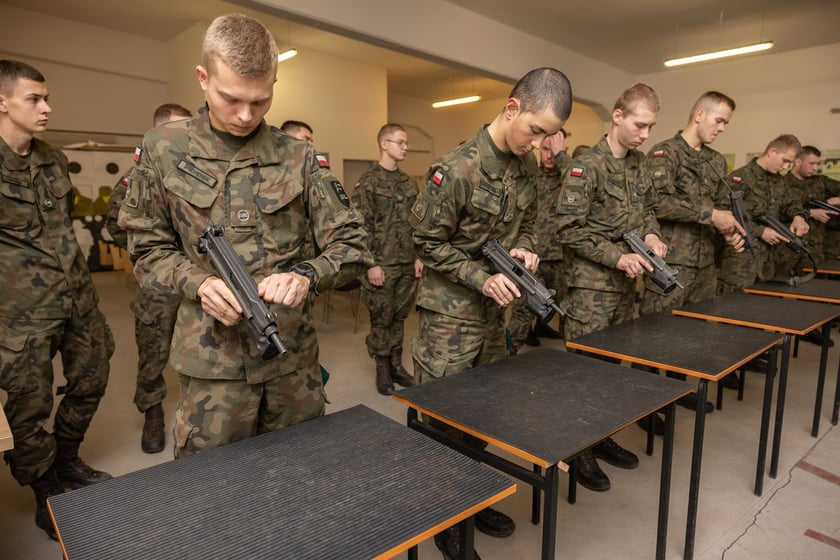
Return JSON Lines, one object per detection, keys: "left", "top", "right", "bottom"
{"left": 664, "top": 41, "right": 774, "bottom": 67}
{"left": 432, "top": 95, "right": 481, "bottom": 109}
{"left": 277, "top": 48, "right": 298, "bottom": 62}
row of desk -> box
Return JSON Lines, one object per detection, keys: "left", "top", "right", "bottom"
{"left": 47, "top": 276, "right": 840, "bottom": 560}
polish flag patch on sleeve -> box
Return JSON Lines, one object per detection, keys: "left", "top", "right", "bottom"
{"left": 315, "top": 154, "right": 330, "bottom": 168}
{"left": 432, "top": 170, "right": 444, "bottom": 185}
{"left": 133, "top": 146, "right": 142, "bottom": 163}
{"left": 731, "top": 176, "right": 742, "bottom": 184}
{"left": 652, "top": 150, "right": 665, "bottom": 158}
{"left": 570, "top": 167, "right": 584, "bottom": 177}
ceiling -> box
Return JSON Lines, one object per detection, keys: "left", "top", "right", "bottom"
{"left": 3, "top": 0, "right": 839, "bottom": 101}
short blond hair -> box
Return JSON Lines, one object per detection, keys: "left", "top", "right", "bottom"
{"left": 202, "top": 14, "right": 278, "bottom": 78}
{"left": 614, "top": 83, "right": 660, "bottom": 115}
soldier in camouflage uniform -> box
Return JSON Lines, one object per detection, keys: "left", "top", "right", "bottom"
{"left": 556, "top": 83, "right": 665, "bottom": 493}
{"left": 0, "top": 60, "right": 114, "bottom": 539}
{"left": 106, "top": 103, "right": 191, "bottom": 455}
{"left": 410, "top": 67, "right": 572, "bottom": 559}
{"left": 717, "top": 134, "right": 809, "bottom": 294}
{"left": 357, "top": 124, "right": 421, "bottom": 395}
{"left": 776, "top": 145, "right": 840, "bottom": 271}
{"left": 639, "top": 92, "right": 746, "bottom": 412}
{"left": 118, "top": 14, "right": 370, "bottom": 459}
{"left": 508, "top": 131, "right": 569, "bottom": 353}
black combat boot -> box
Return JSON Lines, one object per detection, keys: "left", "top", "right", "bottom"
{"left": 524, "top": 326, "right": 541, "bottom": 347}
{"left": 141, "top": 403, "right": 165, "bottom": 454}
{"left": 375, "top": 356, "right": 394, "bottom": 395}
{"left": 31, "top": 467, "right": 64, "bottom": 540}
{"left": 389, "top": 346, "right": 415, "bottom": 387}
{"left": 54, "top": 437, "right": 113, "bottom": 490}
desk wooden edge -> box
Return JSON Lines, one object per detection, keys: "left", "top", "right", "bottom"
{"left": 0, "top": 404, "right": 12, "bottom": 452}
{"left": 372, "top": 483, "right": 517, "bottom": 560}
{"left": 391, "top": 394, "right": 562, "bottom": 471}
{"left": 46, "top": 502, "right": 70, "bottom": 560}
{"left": 565, "top": 338, "right": 782, "bottom": 381}
{"left": 671, "top": 309, "right": 838, "bottom": 336}
{"left": 744, "top": 288, "right": 838, "bottom": 304}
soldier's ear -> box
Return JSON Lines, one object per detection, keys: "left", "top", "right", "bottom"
{"left": 196, "top": 65, "right": 209, "bottom": 91}
{"left": 0, "top": 93, "right": 7, "bottom": 113}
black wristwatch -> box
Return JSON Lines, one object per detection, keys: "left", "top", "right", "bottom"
{"left": 291, "top": 263, "right": 317, "bottom": 292}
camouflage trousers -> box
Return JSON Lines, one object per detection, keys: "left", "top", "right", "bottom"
{"left": 563, "top": 286, "right": 635, "bottom": 341}
{"left": 508, "top": 259, "right": 565, "bottom": 349}
{"left": 824, "top": 228, "right": 840, "bottom": 260}
{"left": 411, "top": 304, "right": 507, "bottom": 448}
{"left": 639, "top": 263, "right": 717, "bottom": 316}
{"left": 130, "top": 286, "right": 180, "bottom": 412}
{"left": 173, "top": 360, "right": 325, "bottom": 459}
{"left": 360, "top": 263, "right": 417, "bottom": 356}
{"left": 0, "top": 308, "right": 113, "bottom": 485}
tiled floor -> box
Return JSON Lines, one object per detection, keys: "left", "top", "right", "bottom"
{"left": 1, "top": 271, "right": 839, "bottom": 559}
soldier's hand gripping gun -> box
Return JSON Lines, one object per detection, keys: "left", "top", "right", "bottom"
{"left": 198, "top": 226, "right": 287, "bottom": 360}
{"left": 481, "top": 239, "right": 565, "bottom": 324}
{"left": 758, "top": 214, "right": 817, "bottom": 286}
{"left": 622, "top": 231, "right": 684, "bottom": 293}
{"left": 758, "top": 214, "right": 809, "bottom": 255}
{"left": 807, "top": 198, "right": 840, "bottom": 216}
{"left": 703, "top": 160, "right": 756, "bottom": 254}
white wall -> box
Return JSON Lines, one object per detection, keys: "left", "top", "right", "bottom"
{"left": 639, "top": 43, "right": 840, "bottom": 167}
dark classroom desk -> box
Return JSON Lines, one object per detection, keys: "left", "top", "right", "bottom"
{"left": 673, "top": 292, "right": 840, "bottom": 478}
{"left": 745, "top": 279, "right": 840, "bottom": 432}
{"left": 566, "top": 314, "right": 782, "bottom": 560}
{"left": 49, "top": 405, "right": 515, "bottom": 560}
{"left": 393, "top": 348, "right": 691, "bottom": 560}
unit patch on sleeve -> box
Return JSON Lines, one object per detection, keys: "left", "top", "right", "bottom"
{"left": 315, "top": 154, "right": 330, "bottom": 168}
{"left": 652, "top": 150, "right": 665, "bottom": 158}
{"left": 329, "top": 180, "right": 351, "bottom": 207}
{"left": 431, "top": 169, "right": 444, "bottom": 185}
{"left": 570, "top": 167, "right": 584, "bottom": 177}
{"left": 133, "top": 146, "right": 142, "bottom": 163}
{"left": 731, "top": 176, "right": 742, "bottom": 184}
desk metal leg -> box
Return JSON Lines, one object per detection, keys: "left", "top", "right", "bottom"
{"left": 755, "top": 345, "right": 778, "bottom": 496}
{"left": 812, "top": 324, "right": 832, "bottom": 437}
{"left": 459, "top": 517, "right": 475, "bottom": 560}
{"left": 657, "top": 403, "right": 675, "bottom": 560}
{"left": 541, "top": 465, "right": 559, "bottom": 560}
{"left": 832, "top": 334, "right": 840, "bottom": 426}
{"left": 770, "top": 335, "right": 793, "bottom": 478}
{"left": 684, "top": 379, "right": 708, "bottom": 560}
{"left": 532, "top": 465, "right": 541, "bottom": 524}
{"left": 408, "top": 545, "right": 418, "bottom": 560}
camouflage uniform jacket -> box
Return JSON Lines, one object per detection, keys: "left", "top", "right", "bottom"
{"left": 409, "top": 125, "right": 538, "bottom": 321}
{"left": 557, "top": 136, "right": 661, "bottom": 293}
{"left": 0, "top": 137, "right": 99, "bottom": 320}
{"left": 718, "top": 158, "right": 807, "bottom": 284}
{"left": 647, "top": 132, "right": 726, "bottom": 268}
{"left": 357, "top": 164, "right": 418, "bottom": 266}
{"left": 118, "top": 110, "right": 371, "bottom": 382}
{"left": 534, "top": 165, "right": 566, "bottom": 261}
{"left": 783, "top": 171, "right": 840, "bottom": 252}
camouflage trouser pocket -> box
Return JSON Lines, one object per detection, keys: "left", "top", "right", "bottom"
{"left": 0, "top": 324, "right": 28, "bottom": 393}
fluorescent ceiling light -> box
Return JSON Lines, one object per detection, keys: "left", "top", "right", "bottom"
{"left": 432, "top": 95, "right": 481, "bottom": 108}
{"left": 277, "top": 48, "right": 298, "bottom": 62}
{"left": 664, "top": 41, "right": 774, "bottom": 67}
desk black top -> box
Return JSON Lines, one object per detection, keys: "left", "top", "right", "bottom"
{"left": 745, "top": 278, "right": 840, "bottom": 303}
{"left": 567, "top": 314, "right": 783, "bottom": 381}
{"left": 48, "top": 405, "right": 515, "bottom": 560}
{"left": 673, "top": 292, "right": 840, "bottom": 335}
{"left": 393, "top": 348, "right": 691, "bottom": 468}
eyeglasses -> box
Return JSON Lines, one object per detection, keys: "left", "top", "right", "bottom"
{"left": 384, "top": 139, "right": 410, "bottom": 149}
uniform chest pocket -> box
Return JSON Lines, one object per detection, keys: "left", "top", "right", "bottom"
{"left": 49, "top": 176, "right": 73, "bottom": 199}
{"left": 256, "top": 176, "right": 304, "bottom": 214}
{"left": 603, "top": 175, "right": 627, "bottom": 201}
{"left": 164, "top": 175, "right": 218, "bottom": 209}
{"left": 470, "top": 181, "right": 503, "bottom": 215}
{"left": 516, "top": 185, "right": 536, "bottom": 210}
{"left": 0, "top": 177, "right": 37, "bottom": 230}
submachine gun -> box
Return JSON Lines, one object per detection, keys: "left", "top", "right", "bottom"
{"left": 481, "top": 239, "right": 565, "bottom": 324}
{"left": 806, "top": 198, "right": 840, "bottom": 216}
{"left": 621, "top": 231, "right": 684, "bottom": 293}
{"left": 198, "top": 226, "right": 287, "bottom": 360}
{"left": 758, "top": 214, "right": 817, "bottom": 286}
{"left": 703, "top": 160, "right": 756, "bottom": 254}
